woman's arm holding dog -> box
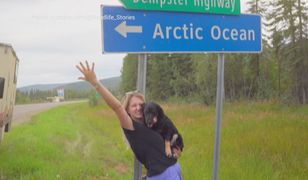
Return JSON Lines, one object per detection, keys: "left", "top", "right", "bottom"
{"left": 76, "top": 61, "right": 133, "bottom": 130}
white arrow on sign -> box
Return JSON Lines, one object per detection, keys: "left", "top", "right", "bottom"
{"left": 115, "top": 21, "right": 143, "bottom": 38}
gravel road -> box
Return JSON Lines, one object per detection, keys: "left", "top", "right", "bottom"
{"left": 12, "top": 101, "right": 85, "bottom": 125}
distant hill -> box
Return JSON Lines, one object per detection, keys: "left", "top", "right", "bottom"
{"left": 18, "top": 83, "right": 63, "bottom": 92}
{"left": 18, "top": 76, "right": 121, "bottom": 92}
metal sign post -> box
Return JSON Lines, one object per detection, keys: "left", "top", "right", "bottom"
{"left": 137, "top": 54, "right": 147, "bottom": 94}
{"left": 134, "top": 54, "right": 147, "bottom": 180}
{"left": 0, "top": 126, "right": 4, "bottom": 142}
{"left": 213, "top": 53, "right": 225, "bottom": 180}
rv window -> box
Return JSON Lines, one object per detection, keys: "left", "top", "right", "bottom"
{"left": 0, "top": 77, "right": 5, "bottom": 99}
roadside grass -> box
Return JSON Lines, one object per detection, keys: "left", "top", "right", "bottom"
{"left": 0, "top": 103, "right": 133, "bottom": 179}
{"left": 0, "top": 102, "right": 307, "bottom": 179}
{"left": 167, "top": 102, "right": 308, "bottom": 180}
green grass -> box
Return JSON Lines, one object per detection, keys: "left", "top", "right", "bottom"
{"left": 165, "top": 102, "right": 308, "bottom": 180}
{"left": 0, "top": 103, "right": 134, "bottom": 179}
{"left": 0, "top": 102, "right": 308, "bottom": 179}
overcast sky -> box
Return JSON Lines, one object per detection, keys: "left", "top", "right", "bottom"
{"left": 0, "top": 0, "right": 248, "bottom": 88}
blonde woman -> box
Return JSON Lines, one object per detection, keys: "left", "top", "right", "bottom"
{"left": 76, "top": 61, "right": 182, "bottom": 179}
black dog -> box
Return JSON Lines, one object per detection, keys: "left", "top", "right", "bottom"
{"left": 143, "top": 102, "right": 184, "bottom": 158}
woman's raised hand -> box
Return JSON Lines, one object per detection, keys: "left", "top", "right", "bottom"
{"left": 76, "top": 61, "right": 98, "bottom": 85}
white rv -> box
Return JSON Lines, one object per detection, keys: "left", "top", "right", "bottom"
{"left": 0, "top": 43, "right": 19, "bottom": 142}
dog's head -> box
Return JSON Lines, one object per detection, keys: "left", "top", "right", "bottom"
{"left": 143, "top": 102, "right": 164, "bottom": 128}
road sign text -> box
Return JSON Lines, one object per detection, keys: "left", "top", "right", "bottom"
{"left": 120, "top": 0, "right": 241, "bottom": 15}
{"left": 153, "top": 23, "right": 204, "bottom": 40}
{"left": 211, "top": 26, "right": 256, "bottom": 41}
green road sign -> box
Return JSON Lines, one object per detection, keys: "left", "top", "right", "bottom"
{"left": 120, "top": 0, "right": 241, "bottom": 15}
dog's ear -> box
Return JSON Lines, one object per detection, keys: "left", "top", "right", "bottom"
{"left": 156, "top": 103, "right": 165, "bottom": 119}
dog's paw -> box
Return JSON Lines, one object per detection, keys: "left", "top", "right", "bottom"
{"left": 165, "top": 148, "right": 172, "bottom": 158}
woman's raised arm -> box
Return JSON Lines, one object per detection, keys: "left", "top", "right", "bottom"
{"left": 76, "top": 61, "right": 133, "bottom": 130}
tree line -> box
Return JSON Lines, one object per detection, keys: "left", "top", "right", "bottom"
{"left": 15, "top": 89, "right": 92, "bottom": 104}
{"left": 120, "top": 0, "right": 308, "bottom": 104}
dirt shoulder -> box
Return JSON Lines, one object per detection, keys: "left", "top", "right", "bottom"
{"left": 12, "top": 100, "right": 86, "bottom": 125}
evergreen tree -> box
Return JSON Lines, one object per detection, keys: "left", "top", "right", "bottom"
{"left": 120, "top": 54, "right": 138, "bottom": 93}
{"left": 191, "top": 53, "right": 217, "bottom": 104}
{"left": 147, "top": 54, "right": 175, "bottom": 100}
{"left": 169, "top": 54, "right": 196, "bottom": 99}
{"left": 246, "top": 0, "right": 268, "bottom": 98}
{"left": 267, "top": 0, "right": 308, "bottom": 103}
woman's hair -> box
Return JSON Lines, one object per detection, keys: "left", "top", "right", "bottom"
{"left": 121, "top": 91, "right": 145, "bottom": 112}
